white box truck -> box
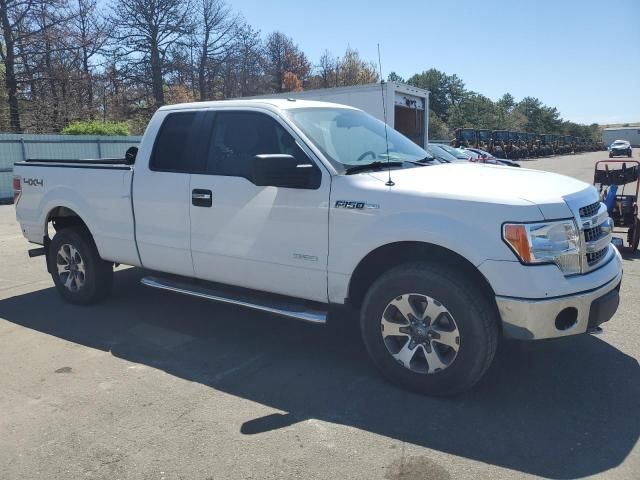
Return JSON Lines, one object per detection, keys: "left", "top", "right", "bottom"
{"left": 252, "top": 82, "right": 430, "bottom": 148}
{"left": 603, "top": 127, "right": 640, "bottom": 148}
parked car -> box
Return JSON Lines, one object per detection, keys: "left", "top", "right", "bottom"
{"left": 426, "top": 144, "right": 465, "bottom": 163}
{"left": 609, "top": 140, "right": 632, "bottom": 158}
{"left": 438, "top": 143, "right": 472, "bottom": 160}
{"left": 464, "top": 148, "right": 521, "bottom": 167}
{"left": 13, "top": 99, "right": 622, "bottom": 396}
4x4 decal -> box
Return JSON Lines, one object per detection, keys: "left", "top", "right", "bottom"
{"left": 23, "top": 178, "right": 44, "bottom": 187}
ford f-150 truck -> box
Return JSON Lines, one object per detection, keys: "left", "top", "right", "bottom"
{"left": 13, "top": 99, "right": 623, "bottom": 395}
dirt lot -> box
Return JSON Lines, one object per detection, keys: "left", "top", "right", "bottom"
{"left": 0, "top": 151, "right": 638, "bottom": 480}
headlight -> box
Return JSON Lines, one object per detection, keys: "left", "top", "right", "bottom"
{"left": 503, "top": 220, "right": 581, "bottom": 275}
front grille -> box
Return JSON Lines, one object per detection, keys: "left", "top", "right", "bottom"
{"left": 584, "top": 225, "right": 602, "bottom": 242}
{"left": 579, "top": 201, "right": 600, "bottom": 218}
{"left": 573, "top": 200, "right": 611, "bottom": 273}
{"left": 587, "top": 247, "right": 608, "bottom": 266}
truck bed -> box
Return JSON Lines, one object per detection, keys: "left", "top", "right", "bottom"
{"left": 13, "top": 158, "right": 140, "bottom": 266}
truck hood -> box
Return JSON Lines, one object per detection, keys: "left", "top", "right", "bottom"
{"left": 367, "top": 162, "right": 596, "bottom": 217}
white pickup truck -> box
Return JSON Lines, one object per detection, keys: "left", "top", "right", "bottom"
{"left": 13, "top": 99, "right": 623, "bottom": 395}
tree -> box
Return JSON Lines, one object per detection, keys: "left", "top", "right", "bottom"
{"left": 387, "top": 71, "right": 404, "bottom": 83}
{"left": 428, "top": 110, "right": 449, "bottom": 140}
{"left": 233, "top": 22, "right": 265, "bottom": 97}
{"left": 336, "top": 47, "right": 377, "bottom": 86}
{"left": 264, "top": 31, "right": 309, "bottom": 93}
{"left": 108, "top": 0, "right": 193, "bottom": 108}
{"left": 68, "top": 0, "right": 107, "bottom": 111}
{"left": 282, "top": 71, "right": 302, "bottom": 92}
{"left": 448, "top": 92, "right": 500, "bottom": 129}
{"left": 497, "top": 93, "right": 515, "bottom": 112}
{"left": 0, "top": 0, "right": 59, "bottom": 131}
{"left": 514, "top": 97, "right": 561, "bottom": 133}
{"left": 195, "top": 0, "right": 237, "bottom": 101}
{"left": 407, "top": 69, "right": 449, "bottom": 121}
{"left": 443, "top": 73, "right": 465, "bottom": 108}
{"left": 317, "top": 49, "right": 336, "bottom": 88}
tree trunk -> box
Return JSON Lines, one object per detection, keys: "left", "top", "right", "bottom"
{"left": 150, "top": 41, "right": 164, "bottom": 108}
{"left": 44, "top": 37, "right": 60, "bottom": 129}
{"left": 0, "top": 3, "right": 21, "bottom": 132}
{"left": 198, "top": 51, "right": 207, "bottom": 101}
{"left": 198, "top": 29, "right": 210, "bottom": 101}
{"left": 82, "top": 47, "right": 93, "bottom": 113}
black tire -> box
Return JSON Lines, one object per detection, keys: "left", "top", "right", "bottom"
{"left": 48, "top": 227, "right": 113, "bottom": 305}
{"left": 360, "top": 262, "right": 499, "bottom": 396}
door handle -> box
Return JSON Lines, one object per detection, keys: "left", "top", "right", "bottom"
{"left": 192, "top": 189, "right": 212, "bottom": 207}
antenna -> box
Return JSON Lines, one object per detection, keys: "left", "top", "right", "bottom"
{"left": 377, "top": 44, "right": 394, "bottom": 187}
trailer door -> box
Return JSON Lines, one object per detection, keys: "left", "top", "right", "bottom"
{"left": 393, "top": 92, "right": 426, "bottom": 148}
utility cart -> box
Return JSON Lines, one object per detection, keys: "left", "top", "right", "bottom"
{"left": 594, "top": 160, "right": 640, "bottom": 252}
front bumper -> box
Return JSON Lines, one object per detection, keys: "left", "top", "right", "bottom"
{"left": 496, "top": 266, "right": 623, "bottom": 340}
{"left": 610, "top": 149, "right": 631, "bottom": 156}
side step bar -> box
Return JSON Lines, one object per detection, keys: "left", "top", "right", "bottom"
{"left": 141, "top": 276, "right": 327, "bottom": 324}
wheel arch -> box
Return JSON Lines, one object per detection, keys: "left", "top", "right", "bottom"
{"left": 46, "top": 205, "right": 92, "bottom": 236}
{"left": 43, "top": 206, "right": 96, "bottom": 272}
{"left": 347, "top": 241, "right": 497, "bottom": 310}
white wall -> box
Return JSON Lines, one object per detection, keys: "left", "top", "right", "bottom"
{"left": 603, "top": 128, "right": 640, "bottom": 148}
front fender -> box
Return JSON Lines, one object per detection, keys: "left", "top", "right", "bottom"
{"left": 329, "top": 198, "right": 544, "bottom": 281}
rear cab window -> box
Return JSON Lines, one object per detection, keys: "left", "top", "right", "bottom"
{"left": 150, "top": 111, "right": 206, "bottom": 173}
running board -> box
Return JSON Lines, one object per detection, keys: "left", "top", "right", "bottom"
{"left": 140, "top": 276, "right": 327, "bottom": 324}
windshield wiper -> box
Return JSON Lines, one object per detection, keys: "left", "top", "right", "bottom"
{"left": 413, "top": 156, "right": 439, "bottom": 164}
{"left": 345, "top": 161, "right": 405, "bottom": 175}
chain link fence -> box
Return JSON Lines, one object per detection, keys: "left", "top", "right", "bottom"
{"left": 0, "top": 134, "right": 142, "bottom": 202}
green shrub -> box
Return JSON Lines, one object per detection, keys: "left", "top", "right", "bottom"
{"left": 62, "top": 121, "right": 130, "bottom": 136}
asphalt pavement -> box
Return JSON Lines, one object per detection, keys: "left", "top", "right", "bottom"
{"left": 0, "top": 150, "right": 638, "bottom": 479}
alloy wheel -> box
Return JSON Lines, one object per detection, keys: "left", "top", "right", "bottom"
{"left": 380, "top": 293, "right": 460, "bottom": 374}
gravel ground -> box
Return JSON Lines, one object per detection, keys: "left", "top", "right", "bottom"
{"left": 0, "top": 150, "right": 638, "bottom": 480}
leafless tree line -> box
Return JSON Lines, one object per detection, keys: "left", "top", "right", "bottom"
{"left": 0, "top": 0, "right": 378, "bottom": 133}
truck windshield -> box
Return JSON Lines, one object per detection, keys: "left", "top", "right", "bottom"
{"left": 284, "top": 108, "right": 431, "bottom": 172}
{"left": 462, "top": 130, "right": 475, "bottom": 141}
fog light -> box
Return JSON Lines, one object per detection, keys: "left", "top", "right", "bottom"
{"left": 555, "top": 307, "right": 578, "bottom": 331}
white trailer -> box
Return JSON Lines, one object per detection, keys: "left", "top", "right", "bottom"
{"left": 251, "top": 82, "right": 430, "bottom": 148}
{"left": 603, "top": 127, "right": 640, "bottom": 148}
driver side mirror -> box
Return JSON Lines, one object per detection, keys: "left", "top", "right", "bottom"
{"left": 125, "top": 146, "right": 138, "bottom": 165}
{"left": 252, "top": 154, "right": 321, "bottom": 189}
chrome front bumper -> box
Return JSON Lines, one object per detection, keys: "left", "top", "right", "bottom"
{"left": 496, "top": 266, "right": 623, "bottom": 340}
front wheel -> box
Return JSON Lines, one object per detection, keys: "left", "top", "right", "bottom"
{"left": 48, "top": 227, "right": 113, "bottom": 305}
{"left": 360, "top": 262, "right": 499, "bottom": 396}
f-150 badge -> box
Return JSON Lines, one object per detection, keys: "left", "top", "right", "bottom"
{"left": 334, "top": 200, "right": 379, "bottom": 210}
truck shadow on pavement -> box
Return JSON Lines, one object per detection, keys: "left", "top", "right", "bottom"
{"left": 0, "top": 268, "right": 638, "bottom": 479}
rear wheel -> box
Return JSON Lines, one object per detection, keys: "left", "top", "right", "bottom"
{"left": 360, "top": 262, "right": 499, "bottom": 396}
{"left": 48, "top": 227, "right": 113, "bottom": 304}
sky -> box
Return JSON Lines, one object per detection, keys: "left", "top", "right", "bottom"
{"left": 230, "top": 0, "right": 640, "bottom": 125}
